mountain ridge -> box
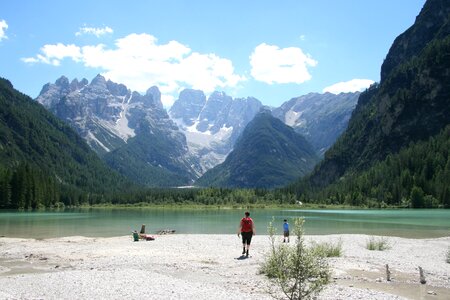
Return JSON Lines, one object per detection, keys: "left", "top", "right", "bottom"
{"left": 196, "top": 110, "right": 319, "bottom": 188}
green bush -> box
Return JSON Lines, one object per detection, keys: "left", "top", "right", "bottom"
{"left": 366, "top": 236, "right": 391, "bottom": 251}
{"left": 310, "top": 239, "right": 343, "bottom": 257}
{"left": 261, "top": 218, "right": 330, "bottom": 300}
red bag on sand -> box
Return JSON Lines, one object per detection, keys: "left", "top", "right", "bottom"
{"left": 144, "top": 235, "right": 155, "bottom": 241}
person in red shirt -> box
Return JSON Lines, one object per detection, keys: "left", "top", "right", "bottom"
{"left": 237, "top": 211, "right": 255, "bottom": 257}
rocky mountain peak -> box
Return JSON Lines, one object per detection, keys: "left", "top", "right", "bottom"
{"left": 169, "top": 89, "right": 263, "bottom": 173}
{"left": 169, "top": 89, "right": 206, "bottom": 126}
{"left": 197, "top": 91, "right": 233, "bottom": 132}
{"left": 55, "top": 75, "right": 70, "bottom": 89}
{"left": 146, "top": 86, "right": 163, "bottom": 109}
{"left": 106, "top": 80, "right": 129, "bottom": 97}
{"left": 70, "top": 78, "right": 89, "bottom": 92}
{"left": 90, "top": 74, "right": 107, "bottom": 89}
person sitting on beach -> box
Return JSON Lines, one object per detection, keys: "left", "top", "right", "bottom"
{"left": 237, "top": 211, "right": 255, "bottom": 257}
{"left": 283, "top": 219, "right": 289, "bottom": 243}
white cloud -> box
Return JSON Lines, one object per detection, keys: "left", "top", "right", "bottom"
{"left": 250, "top": 43, "right": 317, "bottom": 84}
{"left": 323, "top": 79, "right": 375, "bottom": 94}
{"left": 23, "top": 33, "right": 244, "bottom": 102}
{"left": 76, "top": 26, "right": 113, "bottom": 37}
{"left": 0, "top": 19, "right": 8, "bottom": 41}
{"left": 22, "top": 43, "right": 82, "bottom": 66}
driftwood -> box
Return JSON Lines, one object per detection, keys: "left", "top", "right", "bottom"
{"left": 140, "top": 224, "right": 146, "bottom": 234}
{"left": 157, "top": 229, "right": 176, "bottom": 235}
{"left": 385, "top": 264, "right": 391, "bottom": 281}
{"left": 419, "top": 266, "right": 426, "bottom": 284}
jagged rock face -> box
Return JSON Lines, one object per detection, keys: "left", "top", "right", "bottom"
{"left": 37, "top": 74, "right": 134, "bottom": 154}
{"left": 169, "top": 89, "right": 263, "bottom": 172}
{"left": 272, "top": 92, "right": 360, "bottom": 156}
{"left": 36, "top": 75, "right": 201, "bottom": 186}
{"left": 197, "top": 91, "right": 233, "bottom": 133}
{"left": 169, "top": 89, "right": 206, "bottom": 126}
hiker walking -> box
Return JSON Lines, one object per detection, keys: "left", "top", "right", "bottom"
{"left": 238, "top": 211, "right": 255, "bottom": 257}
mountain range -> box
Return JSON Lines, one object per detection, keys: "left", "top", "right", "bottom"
{"left": 36, "top": 74, "right": 358, "bottom": 187}
{"left": 36, "top": 75, "right": 201, "bottom": 187}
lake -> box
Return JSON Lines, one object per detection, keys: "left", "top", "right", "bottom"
{"left": 0, "top": 208, "right": 449, "bottom": 239}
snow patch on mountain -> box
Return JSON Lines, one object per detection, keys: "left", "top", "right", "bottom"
{"left": 112, "top": 94, "right": 135, "bottom": 141}
{"left": 169, "top": 90, "right": 263, "bottom": 173}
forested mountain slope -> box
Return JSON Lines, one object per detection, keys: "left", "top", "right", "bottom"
{"left": 197, "top": 111, "right": 318, "bottom": 188}
{"left": 0, "top": 78, "right": 130, "bottom": 208}
{"left": 289, "top": 0, "right": 450, "bottom": 207}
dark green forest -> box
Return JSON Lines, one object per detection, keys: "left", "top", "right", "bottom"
{"left": 285, "top": 125, "right": 450, "bottom": 208}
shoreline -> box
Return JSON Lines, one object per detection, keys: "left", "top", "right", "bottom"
{"left": 1, "top": 234, "right": 449, "bottom": 299}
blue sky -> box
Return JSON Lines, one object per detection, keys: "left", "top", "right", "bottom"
{"left": 1, "top": 0, "right": 425, "bottom": 107}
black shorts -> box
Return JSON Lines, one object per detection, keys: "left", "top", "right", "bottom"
{"left": 284, "top": 230, "right": 289, "bottom": 237}
{"left": 241, "top": 231, "right": 253, "bottom": 245}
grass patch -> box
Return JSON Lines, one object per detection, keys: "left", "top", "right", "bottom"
{"left": 310, "top": 239, "right": 343, "bottom": 257}
{"left": 366, "top": 236, "right": 391, "bottom": 251}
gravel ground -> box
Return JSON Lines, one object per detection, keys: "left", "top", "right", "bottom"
{"left": 0, "top": 234, "right": 449, "bottom": 299}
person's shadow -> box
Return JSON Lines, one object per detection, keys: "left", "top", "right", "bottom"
{"left": 236, "top": 255, "right": 249, "bottom": 260}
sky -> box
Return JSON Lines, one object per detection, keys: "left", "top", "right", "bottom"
{"left": 0, "top": 0, "right": 426, "bottom": 108}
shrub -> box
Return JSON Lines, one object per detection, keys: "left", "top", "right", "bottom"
{"left": 310, "top": 239, "right": 343, "bottom": 257}
{"left": 366, "top": 236, "right": 391, "bottom": 251}
{"left": 261, "top": 218, "right": 330, "bottom": 299}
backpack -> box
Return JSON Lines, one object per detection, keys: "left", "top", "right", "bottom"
{"left": 241, "top": 217, "right": 253, "bottom": 232}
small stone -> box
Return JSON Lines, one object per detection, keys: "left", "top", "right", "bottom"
{"left": 427, "top": 291, "right": 437, "bottom": 295}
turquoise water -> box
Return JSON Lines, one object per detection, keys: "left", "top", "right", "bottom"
{"left": 0, "top": 208, "right": 449, "bottom": 239}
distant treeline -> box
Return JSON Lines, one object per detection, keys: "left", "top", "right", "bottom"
{"left": 0, "top": 165, "right": 298, "bottom": 209}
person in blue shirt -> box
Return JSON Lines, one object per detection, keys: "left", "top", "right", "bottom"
{"left": 283, "top": 219, "right": 289, "bottom": 243}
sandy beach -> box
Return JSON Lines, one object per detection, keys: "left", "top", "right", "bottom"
{"left": 0, "top": 234, "right": 449, "bottom": 299}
